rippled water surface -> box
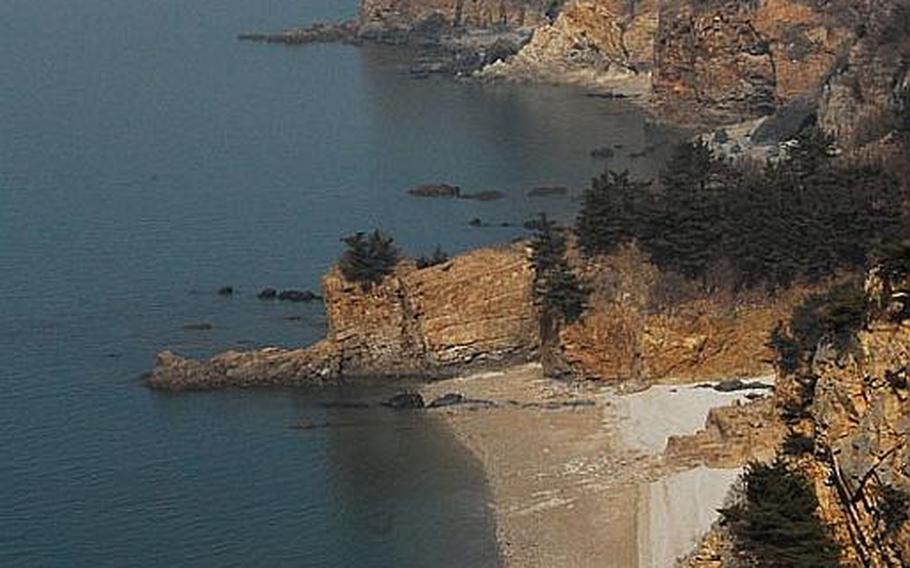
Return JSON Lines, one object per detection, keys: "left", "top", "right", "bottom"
{"left": 0, "top": 0, "right": 675, "bottom": 565}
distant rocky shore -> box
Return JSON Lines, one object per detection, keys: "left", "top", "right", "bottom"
{"left": 238, "top": 0, "right": 910, "bottom": 161}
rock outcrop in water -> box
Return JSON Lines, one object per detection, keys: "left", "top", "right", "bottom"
{"left": 148, "top": 244, "right": 540, "bottom": 390}
{"left": 150, "top": 242, "right": 820, "bottom": 390}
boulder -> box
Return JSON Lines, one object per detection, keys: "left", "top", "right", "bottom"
{"left": 407, "top": 184, "right": 460, "bottom": 197}
{"left": 278, "top": 289, "right": 321, "bottom": 302}
{"left": 381, "top": 392, "right": 426, "bottom": 409}
{"left": 459, "top": 190, "right": 505, "bottom": 201}
{"left": 217, "top": 286, "right": 234, "bottom": 296}
{"left": 257, "top": 288, "right": 278, "bottom": 300}
{"left": 427, "top": 392, "right": 468, "bottom": 408}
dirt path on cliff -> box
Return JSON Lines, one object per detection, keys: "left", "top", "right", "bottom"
{"left": 421, "top": 364, "right": 764, "bottom": 567}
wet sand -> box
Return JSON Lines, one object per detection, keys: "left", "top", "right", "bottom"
{"left": 421, "top": 364, "right": 758, "bottom": 567}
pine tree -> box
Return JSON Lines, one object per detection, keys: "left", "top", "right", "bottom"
{"left": 720, "top": 459, "right": 841, "bottom": 567}
{"left": 576, "top": 170, "right": 652, "bottom": 257}
{"left": 530, "top": 213, "right": 587, "bottom": 324}
{"left": 338, "top": 230, "right": 400, "bottom": 289}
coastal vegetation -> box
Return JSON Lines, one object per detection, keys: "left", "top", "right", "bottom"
{"left": 529, "top": 213, "right": 587, "bottom": 324}
{"left": 339, "top": 230, "right": 400, "bottom": 289}
{"left": 720, "top": 459, "right": 841, "bottom": 567}
{"left": 416, "top": 246, "right": 450, "bottom": 269}
{"left": 575, "top": 129, "right": 908, "bottom": 291}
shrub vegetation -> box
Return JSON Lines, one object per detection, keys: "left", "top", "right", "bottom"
{"left": 338, "top": 230, "right": 400, "bottom": 289}
{"left": 529, "top": 213, "right": 587, "bottom": 324}
{"left": 576, "top": 129, "right": 908, "bottom": 290}
{"left": 720, "top": 459, "right": 841, "bottom": 567}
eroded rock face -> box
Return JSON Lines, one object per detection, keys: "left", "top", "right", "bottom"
{"left": 480, "top": 0, "right": 658, "bottom": 87}
{"left": 818, "top": 0, "right": 910, "bottom": 147}
{"left": 553, "top": 245, "right": 813, "bottom": 384}
{"left": 324, "top": 244, "right": 540, "bottom": 376}
{"left": 763, "top": 265, "right": 910, "bottom": 566}
{"left": 148, "top": 244, "right": 540, "bottom": 390}
{"left": 358, "top": 0, "right": 550, "bottom": 39}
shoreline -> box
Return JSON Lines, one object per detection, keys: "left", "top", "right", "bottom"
{"left": 421, "top": 364, "right": 774, "bottom": 567}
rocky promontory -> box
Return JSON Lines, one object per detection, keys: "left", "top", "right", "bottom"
{"left": 149, "top": 241, "right": 820, "bottom": 391}
{"left": 148, "top": 244, "right": 540, "bottom": 390}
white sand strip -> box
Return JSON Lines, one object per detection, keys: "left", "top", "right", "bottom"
{"left": 637, "top": 466, "right": 741, "bottom": 568}
{"left": 613, "top": 382, "right": 770, "bottom": 453}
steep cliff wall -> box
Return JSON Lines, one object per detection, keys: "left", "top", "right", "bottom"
{"left": 480, "top": 0, "right": 657, "bottom": 90}
{"left": 358, "top": 0, "right": 550, "bottom": 37}
{"left": 652, "top": 0, "right": 855, "bottom": 124}
{"left": 324, "top": 244, "right": 540, "bottom": 375}
{"left": 481, "top": 0, "right": 867, "bottom": 127}
{"left": 771, "top": 268, "right": 910, "bottom": 566}
{"left": 551, "top": 245, "right": 814, "bottom": 384}
{"left": 148, "top": 244, "right": 540, "bottom": 390}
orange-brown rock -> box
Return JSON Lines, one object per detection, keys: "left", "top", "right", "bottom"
{"left": 766, "top": 265, "right": 910, "bottom": 566}
{"left": 554, "top": 245, "right": 814, "bottom": 384}
{"left": 359, "top": 0, "right": 550, "bottom": 37}
{"left": 148, "top": 243, "right": 540, "bottom": 390}
{"left": 481, "top": 0, "right": 658, "bottom": 86}
{"left": 665, "top": 398, "right": 785, "bottom": 468}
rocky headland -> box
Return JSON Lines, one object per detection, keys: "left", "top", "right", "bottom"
{"left": 242, "top": 0, "right": 910, "bottom": 160}
{"left": 149, "top": 241, "right": 815, "bottom": 391}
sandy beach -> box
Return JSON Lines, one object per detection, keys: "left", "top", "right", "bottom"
{"left": 421, "top": 364, "right": 766, "bottom": 567}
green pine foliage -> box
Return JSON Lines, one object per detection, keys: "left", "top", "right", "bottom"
{"left": 879, "top": 484, "right": 910, "bottom": 536}
{"left": 720, "top": 459, "right": 841, "bottom": 567}
{"left": 770, "top": 282, "right": 869, "bottom": 373}
{"left": 574, "top": 129, "right": 909, "bottom": 290}
{"left": 338, "top": 230, "right": 400, "bottom": 289}
{"left": 416, "top": 246, "right": 449, "bottom": 269}
{"left": 530, "top": 213, "right": 587, "bottom": 324}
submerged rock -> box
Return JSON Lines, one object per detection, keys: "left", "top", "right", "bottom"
{"left": 183, "top": 322, "right": 213, "bottom": 331}
{"left": 278, "top": 289, "right": 321, "bottom": 302}
{"left": 459, "top": 190, "right": 504, "bottom": 201}
{"left": 407, "top": 184, "right": 460, "bottom": 198}
{"left": 217, "top": 286, "right": 234, "bottom": 296}
{"left": 257, "top": 288, "right": 277, "bottom": 300}
{"left": 589, "top": 147, "right": 615, "bottom": 159}
{"left": 528, "top": 186, "right": 569, "bottom": 197}
{"left": 381, "top": 392, "right": 426, "bottom": 409}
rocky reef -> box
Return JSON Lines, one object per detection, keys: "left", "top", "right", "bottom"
{"left": 148, "top": 244, "right": 539, "bottom": 390}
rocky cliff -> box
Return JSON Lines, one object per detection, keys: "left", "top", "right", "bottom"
{"left": 480, "top": 0, "right": 658, "bottom": 91}
{"left": 549, "top": 245, "right": 815, "bottom": 384}
{"left": 683, "top": 261, "right": 910, "bottom": 567}
{"left": 148, "top": 244, "right": 540, "bottom": 390}
{"left": 358, "top": 0, "right": 551, "bottom": 39}
{"left": 771, "top": 267, "right": 910, "bottom": 566}
{"left": 475, "top": 0, "right": 910, "bottom": 145}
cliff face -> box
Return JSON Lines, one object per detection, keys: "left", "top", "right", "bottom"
{"left": 358, "top": 0, "right": 550, "bottom": 37}
{"left": 652, "top": 0, "right": 856, "bottom": 124}
{"left": 480, "top": 0, "right": 658, "bottom": 90}
{"left": 818, "top": 0, "right": 910, "bottom": 148}
{"left": 148, "top": 244, "right": 539, "bottom": 390}
{"left": 772, "top": 269, "right": 910, "bottom": 566}
{"left": 324, "top": 244, "right": 540, "bottom": 376}
{"left": 550, "top": 245, "right": 813, "bottom": 384}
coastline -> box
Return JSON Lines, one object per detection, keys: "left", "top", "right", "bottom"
{"left": 421, "top": 364, "right": 774, "bottom": 567}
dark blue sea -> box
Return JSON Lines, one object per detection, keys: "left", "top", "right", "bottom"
{"left": 0, "top": 1, "right": 674, "bottom": 565}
